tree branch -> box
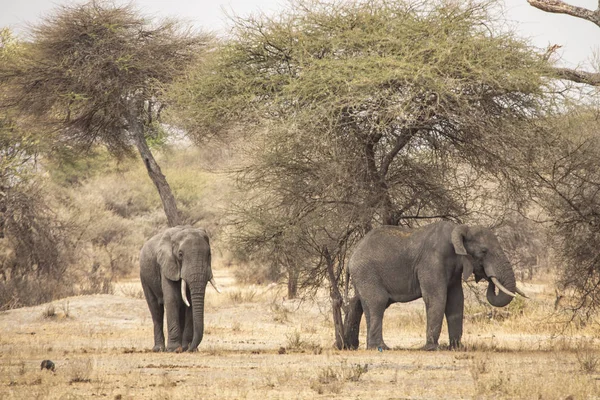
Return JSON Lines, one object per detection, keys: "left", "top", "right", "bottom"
{"left": 380, "top": 128, "right": 416, "bottom": 178}
{"left": 528, "top": 0, "right": 600, "bottom": 27}
{"left": 554, "top": 67, "right": 600, "bottom": 86}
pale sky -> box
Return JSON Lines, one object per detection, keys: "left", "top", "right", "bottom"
{"left": 1, "top": 0, "right": 599, "bottom": 68}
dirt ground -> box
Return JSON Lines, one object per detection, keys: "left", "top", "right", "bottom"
{"left": 1, "top": 267, "right": 600, "bottom": 399}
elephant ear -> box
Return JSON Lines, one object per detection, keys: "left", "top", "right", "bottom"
{"left": 157, "top": 228, "right": 182, "bottom": 281}
{"left": 451, "top": 224, "right": 469, "bottom": 256}
{"left": 195, "top": 228, "right": 212, "bottom": 278}
{"left": 451, "top": 224, "right": 473, "bottom": 282}
{"left": 461, "top": 256, "right": 474, "bottom": 282}
{"left": 195, "top": 228, "right": 210, "bottom": 245}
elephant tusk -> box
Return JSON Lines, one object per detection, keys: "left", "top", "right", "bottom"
{"left": 209, "top": 277, "right": 221, "bottom": 293}
{"left": 181, "top": 279, "right": 191, "bottom": 307}
{"left": 515, "top": 287, "right": 529, "bottom": 298}
{"left": 491, "top": 277, "right": 516, "bottom": 298}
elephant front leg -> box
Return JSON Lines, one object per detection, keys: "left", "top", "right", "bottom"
{"left": 181, "top": 305, "right": 193, "bottom": 351}
{"left": 152, "top": 307, "right": 166, "bottom": 352}
{"left": 422, "top": 287, "right": 447, "bottom": 351}
{"left": 166, "top": 309, "right": 183, "bottom": 352}
{"left": 142, "top": 285, "right": 165, "bottom": 352}
{"left": 445, "top": 283, "right": 464, "bottom": 350}
{"left": 164, "top": 282, "right": 184, "bottom": 352}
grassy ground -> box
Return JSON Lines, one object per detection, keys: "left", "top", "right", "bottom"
{"left": 1, "top": 267, "right": 600, "bottom": 399}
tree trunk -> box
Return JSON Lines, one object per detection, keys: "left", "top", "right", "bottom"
{"left": 343, "top": 296, "right": 362, "bottom": 350}
{"left": 324, "top": 247, "right": 347, "bottom": 350}
{"left": 127, "top": 113, "right": 181, "bottom": 227}
{"left": 331, "top": 290, "right": 345, "bottom": 350}
{"left": 287, "top": 266, "right": 298, "bottom": 299}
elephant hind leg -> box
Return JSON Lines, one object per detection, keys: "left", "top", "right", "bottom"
{"left": 343, "top": 296, "right": 363, "bottom": 350}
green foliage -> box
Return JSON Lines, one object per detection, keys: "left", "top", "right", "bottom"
{"left": 173, "top": 0, "right": 554, "bottom": 141}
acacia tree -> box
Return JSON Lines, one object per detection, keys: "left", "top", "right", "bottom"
{"left": 172, "top": 0, "right": 559, "bottom": 347}
{"left": 0, "top": 1, "right": 210, "bottom": 226}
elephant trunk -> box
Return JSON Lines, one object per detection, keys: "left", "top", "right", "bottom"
{"left": 485, "top": 258, "right": 516, "bottom": 308}
{"left": 188, "top": 283, "right": 206, "bottom": 351}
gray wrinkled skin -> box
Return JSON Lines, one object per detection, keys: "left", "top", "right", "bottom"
{"left": 348, "top": 221, "right": 516, "bottom": 351}
{"left": 140, "top": 226, "right": 212, "bottom": 352}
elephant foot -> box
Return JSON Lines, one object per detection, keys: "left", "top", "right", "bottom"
{"left": 422, "top": 343, "right": 439, "bottom": 351}
{"left": 167, "top": 345, "right": 183, "bottom": 353}
{"left": 152, "top": 345, "right": 165, "bottom": 352}
{"left": 449, "top": 340, "right": 462, "bottom": 350}
{"left": 181, "top": 344, "right": 199, "bottom": 352}
{"left": 367, "top": 342, "right": 390, "bottom": 351}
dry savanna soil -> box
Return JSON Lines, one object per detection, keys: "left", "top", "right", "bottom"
{"left": 1, "top": 267, "right": 600, "bottom": 399}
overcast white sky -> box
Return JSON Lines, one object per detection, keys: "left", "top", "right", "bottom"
{"left": 1, "top": 0, "right": 599, "bottom": 68}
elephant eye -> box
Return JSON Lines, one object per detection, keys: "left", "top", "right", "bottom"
{"left": 178, "top": 250, "right": 184, "bottom": 258}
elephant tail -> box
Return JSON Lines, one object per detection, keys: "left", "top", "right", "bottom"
{"left": 343, "top": 296, "right": 363, "bottom": 350}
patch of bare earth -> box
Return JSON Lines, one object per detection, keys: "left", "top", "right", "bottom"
{"left": 1, "top": 268, "right": 600, "bottom": 399}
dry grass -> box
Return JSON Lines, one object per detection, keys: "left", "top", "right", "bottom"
{"left": 226, "top": 288, "right": 258, "bottom": 304}
{"left": 2, "top": 269, "right": 600, "bottom": 399}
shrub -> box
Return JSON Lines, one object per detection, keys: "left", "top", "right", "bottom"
{"left": 0, "top": 181, "right": 78, "bottom": 310}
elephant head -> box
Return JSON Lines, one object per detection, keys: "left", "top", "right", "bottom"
{"left": 451, "top": 224, "right": 527, "bottom": 307}
{"left": 156, "top": 226, "right": 218, "bottom": 351}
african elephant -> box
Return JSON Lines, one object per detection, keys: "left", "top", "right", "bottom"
{"left": 140, "top": 226, "right": 220, "bottom": 352}
{"left": 346, "top": 221, "right": 527, "bottom": 350}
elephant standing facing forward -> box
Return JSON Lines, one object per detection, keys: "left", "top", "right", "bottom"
{"left": 140, "top": 226, "right": 219, "bottom": 352}
{"left": 347, "top": 221, "right": 527, "bottom": 350}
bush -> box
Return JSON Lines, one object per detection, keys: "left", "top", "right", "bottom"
{"left": 0, "top": 181, "right": 78, "bottom": 310}
{"left": 232, "top": 261, "right": 280, "bottom": 286}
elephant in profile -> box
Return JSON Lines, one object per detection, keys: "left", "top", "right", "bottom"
{"left": 140, "top": 226, "right": 220, "bottom": 352}
{"left": 346, "top": 221, "right": 527, "bottom": 350}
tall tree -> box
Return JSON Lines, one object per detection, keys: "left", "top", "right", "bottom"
{"left": 0, "top": 1, "right": 211, "bottom": 226}
{"left": 173, "top": 0, "right": 560, "bottom": 347}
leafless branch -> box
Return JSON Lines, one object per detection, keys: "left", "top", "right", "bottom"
{"left": 528, "top": 0, "right": 600, "bottom": 27}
